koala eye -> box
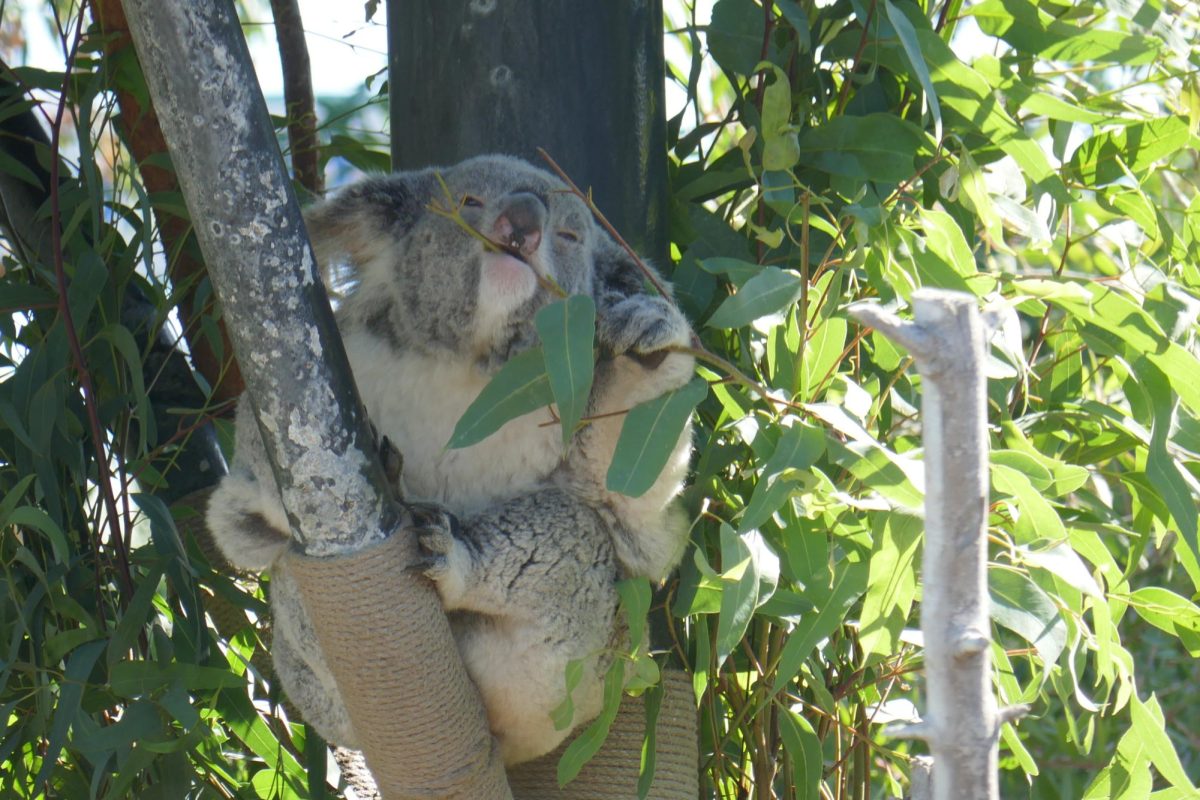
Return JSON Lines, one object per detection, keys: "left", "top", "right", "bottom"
{"left": 557, "top": 229, "right": 581, "bottom": 244}
{"left": 462, "top": 195, "right": 484, "bottom": 208}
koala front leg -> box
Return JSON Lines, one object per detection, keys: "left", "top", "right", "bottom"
{"left": 570, "top": 292, "right": 696, "bottom": 580}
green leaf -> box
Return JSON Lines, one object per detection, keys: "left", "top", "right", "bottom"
{"left": 1130, "top": 694, "right": 1196, "bottom": 791}
{"left": 759, "top": 64, "right": 800, "bottom": 171}
{"left": 1020, "top": 539, "right": 1104, "bottom": 601}
{"left": 447, "top": 346, "right": 553, "bottom": 448}
{"left": 707, "top": 0, "right": 766, "bottom": 76}
{"left": 992, "top": 462, "right": 1067, "bottom": 543}
{"left": 93, "top": 323, "right": 151, "bottom": 454}
{"left": 884, "top": 0, "right": 941, "bottom": 141}
{"left": 0, "top": 146, "right": 45, "bottom": 189}
{"left": 636, "top": 681, "right": 664, "bottom": 800}
{"left": 1131, "top": 358, "right": 1198, "bottom": 563}
{"left": 799, "top": 316, "right": 847, "bottom": 402}
{"left": 778, "top": 710, "right": 822, "bottom": 800}
{"left": 824, "top": 434, "right": 924, "bottom": 512}
{"left": 740, "top": 423, "right": 825, "bottom": 532}
{"left": 550, "top": 659, "right": 586, "bottom": 731}
{"left": 715, "top": 524, "right": 762, "bottom": 667}
{"left": 107, "top": 564, "right": 166, "bottom": 671}
{"left": 989, "top": 567, "right": 1067, "bottom": 668}
{"left": 918, "top": 208, "right": 976, "bottom": 277}
{"left": 969, "top": 0, "right": 1159, "bottom": 64}
{"left": 706, "top": 266, "right": 803, "bottom": 329}
{"left": 217, "top": 688, "right": 305, "bottom": 775}
{"left": 858, "top": 514, "right": 921, "bottom": 662}
{"left": 607, "top": 377, "right": 706, "bottom": 497}
{"left": 617, "top": 578, "right": 652, "bottom": 653}
{"left": 1129, "top": 587, "right": 1200, "bottom": 655}
{"left": 774, "top": 559, "right": 868, "bottom": 686}
{"left": 558, "top": 660, "right": 625, "bottom": 786}
{"left": 797, "top": 113, "right": 926, "bottom": 184}
{"left": 1069, "top": 118, "right": 1190, "bottom": 186}
{"left": 1017, "top": 281, "right": 1200, "bottom": 415}
{"left": 955, "top": 145, "right": 1008, "bottom": 252}
{"left": 70, "top": 699, "right": 165, "bottom": 756}
{"left": 535, "top": 295, "right": 596, "bottom": 447}
{"left": 1100, "top": 188, "right": 1160, "bottom": 242}
{"left": 903, "top": 24, "right": 1066, "bottom": 200}
{"left": 109, "top": 661, "right": 242, "bottom": 696}
{"left": 699, "top": 256, "right": 762, "bottom": 288}
{"left": 4, "top": 505, "right": 69, "bottom": 566}
{"left": 33, "top": 639, "right": 106, "bottom": 791}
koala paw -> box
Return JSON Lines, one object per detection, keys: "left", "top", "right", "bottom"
{"left": 407, "top": 503, "right": 470, "bottom": 609}
{"left": 598, "top": 294, "right": 692, "bottom": 361}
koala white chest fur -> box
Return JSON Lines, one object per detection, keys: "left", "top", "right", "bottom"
{"left": 207, "top": 154, "right": 695, "bottom": 765}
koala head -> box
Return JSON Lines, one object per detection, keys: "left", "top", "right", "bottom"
{"left": 304, "top": 155, "right": 610, "bottom": 369}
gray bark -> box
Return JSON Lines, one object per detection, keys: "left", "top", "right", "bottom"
{"left": 849, "top": 290, "right": 1018, "bottom": 800}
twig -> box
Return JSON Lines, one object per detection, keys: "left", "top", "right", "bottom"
{"left": 537, "top": 148, "right": 674, "bottom": 301}
{"left": 50, "top": 4, "right": 134, "bottom": 603}
{"left": 833, "top": 0, "right": 878, "bottom": 118}
{"left": 426, "top": 174, "right": 567, "bottom": 297}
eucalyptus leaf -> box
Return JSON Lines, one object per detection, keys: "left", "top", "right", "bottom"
{"left": 447, "top": 346, "right": 553, "bottom": 448}
{"left": 706, "top": 266, "right": 803, "bottom": 329}
{"left": 535, "top": 295, "right": 596, "bottom": 447}
{"left": 990, "top": 567, "right": 1068, "bottom": 668}
{"left": 557, "top": 660, "right": 624, "bottom": 786}
{"left": 607, "top": 378, "right": 707, "bottom": 497}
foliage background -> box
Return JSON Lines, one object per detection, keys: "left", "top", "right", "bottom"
{"left": 1, "top": 0, "right": 1199, "bottom": 798}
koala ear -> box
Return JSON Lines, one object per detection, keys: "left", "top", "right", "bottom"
{"left": 592, "top": 235, "right": 672, "bottom": 305}
{"left": 303, "top": 171, "right": 435, "bottom": 272}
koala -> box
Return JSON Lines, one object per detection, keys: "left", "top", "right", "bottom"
{"left": 206, "top": 154, "right": 695, "bottom": 765}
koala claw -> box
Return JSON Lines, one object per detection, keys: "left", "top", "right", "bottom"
{"left": 408, "top": 509, "right": 469, "bottom": 608}
{"left": 416, "top": 528, "right": 453, "bottom": 579}
{"left": 378, "top": 435, "right": 403, "bottom": 489}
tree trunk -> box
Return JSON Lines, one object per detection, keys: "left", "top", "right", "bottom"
{"left": 117, "top": 2, "right": 511, "bottom": 796}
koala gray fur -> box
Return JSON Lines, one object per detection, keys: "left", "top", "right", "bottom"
{"left": 206, "top": 154, "right": 695, "bottom": 765}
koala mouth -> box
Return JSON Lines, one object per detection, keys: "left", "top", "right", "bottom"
{"left": 482, "top": 237, "right": 561, "bottom": 297}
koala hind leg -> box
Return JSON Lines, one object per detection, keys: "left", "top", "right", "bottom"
{"left": 420, "top": 490, "right": 619, "bottom": 764}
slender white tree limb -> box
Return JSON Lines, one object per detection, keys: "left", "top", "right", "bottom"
{"left": 849, "top": 289, "right": 999, "bottom": 800}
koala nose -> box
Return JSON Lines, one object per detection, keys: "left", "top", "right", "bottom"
{"left": 492, "top": 193, "right": 545, "bottom": 256}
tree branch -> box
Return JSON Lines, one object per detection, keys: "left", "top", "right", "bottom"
{"left": 268, "top": 0, "right": 322, "bottom": 195}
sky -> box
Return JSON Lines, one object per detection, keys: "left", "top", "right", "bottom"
{"left": 13, "top": 0, "right": 388, "bottom": 98}
{"left": 246, "top": 2, "right": 388, "bottom": 97}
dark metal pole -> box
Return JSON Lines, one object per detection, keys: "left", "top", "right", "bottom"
{"left": 387, "top": 0, "right": 669, "bottom": 263}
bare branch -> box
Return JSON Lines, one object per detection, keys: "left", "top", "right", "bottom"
{"left": 268, "top": 0, "right": 322, "bottom": 195}
{"left": 871, "top": 290, "right": 998, "bottom": 800}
